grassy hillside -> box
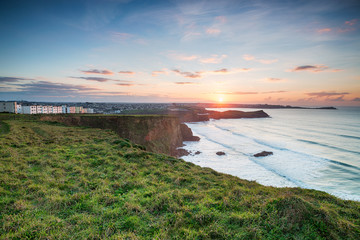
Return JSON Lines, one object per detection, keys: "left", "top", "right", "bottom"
{"left": 0, "top": 119, "right": 359, "bottom": 239}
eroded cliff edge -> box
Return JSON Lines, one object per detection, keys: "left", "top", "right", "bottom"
{"left": 40, "top": 115, "right": 191, "bottom": 156}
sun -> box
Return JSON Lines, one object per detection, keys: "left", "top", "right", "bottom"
{"left": 218, "top": 97, "right": 224, "bottom": 103}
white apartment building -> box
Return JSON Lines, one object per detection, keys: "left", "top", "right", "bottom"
{"left": 0, "top": 101, "right": 18, "bottom": 113}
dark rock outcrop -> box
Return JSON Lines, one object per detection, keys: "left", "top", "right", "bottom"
{"left": 177, "top": 148, "right": 190, "bottom": 157}
{"left": 208, "top": 110, "right": 269, "bottom": 120}
{"left": 216, "top": 151, "right": 226, "bottom": 156}
{"left": 168, "top": 106, "right": 269, "bottom": 123}
{"left": 254, "top": 151, "right": 273, "bottom": 157}
{"left": 180, "top": 123, "right": 200, "bottom": 141}
{"left": 194, "top": 151, "right": 201, "bottom": 155}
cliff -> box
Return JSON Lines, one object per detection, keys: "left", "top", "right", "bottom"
{"left": 39, "top": 115, "right": 185, "bottom": 156}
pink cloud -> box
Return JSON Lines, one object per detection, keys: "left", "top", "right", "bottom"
{"left": 118, "top": 71, "right": 135, "bottom": 74}
{"left": 306, "top": 91, "right": 349, "bottom": 98}
{"left": 152, "top": 70, "right": 167, "bottom": 77}
{"left": 116, "top": 83, "right": 135, "bottom": 86}
{"left": 172, "top": 69, "right": 202, "bottom": 79}
{"left": 206, "top": 28, "right": 221, "bottom": 35}
{"left": 172, "top": 68, "right": 250, "bottom": 79}
{"left": 223, "top": 91, "right": 258, "bottom": 95}
{"left": 345, "top": 19, "right": 358, "bottom": 26}
{"left": 266, "top": 78, "right": 286, "bottom": 82}
{"left": 243, "top": 54, "right": 278, "bottom": 64}
{"left": 81, "top": 69, "right": 113, "bottom": 75}
{"left": 203, "top": 68, "right": 251, "bottom": 75}
{"left": 175, "top": 82, "right": 197, "bottom": 85}
{"left": 169, "top": 52, "right": 199, "bottom": 61}
{"left": 243, "top": 54, "right": 255, "bottom": 61}
{"left": 215, "top": 16, "right": 227, "bottom": 23}
{"left": 199, "top": 54, "right": 227, "bottom": 64}
{"left": 317, "top": 28, "right": 332, "bottom": 33}
{"left": 290, "top": 65, "right": 342, "bottom": 73}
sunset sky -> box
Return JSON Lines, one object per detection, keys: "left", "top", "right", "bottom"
{"left": 1, "top": 0, "right": 359, "bottom": 106}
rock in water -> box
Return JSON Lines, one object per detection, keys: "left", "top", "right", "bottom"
{"left": 195, "top": 151, "right": 201, "bottom": 155}
{"left": 254, "top": 151, "right": 273, "bottom": 157}
{"left": 216, "top": 151, "right": 226, "bottom": 156}
{"left": 177, "top": 148, "right": 190, "bottom": 157}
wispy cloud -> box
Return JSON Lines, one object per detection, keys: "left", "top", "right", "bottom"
{"left": 80, "top": 69, "right": 114, "bottom": 75}
{"left": 0, "top": 76, "right": 33, "bottom": 83}
{"left": 172, "top": 69, "right": 202, "bottom": 79}
{"left": 168, "top": 52, "right": 227, "bottom": 64}
{"left": 352, "top": 98, "right": 360, "bottom": 101}
{"left": 152, "top": 70, "right": 168, "bottom": 77}
{"left": 181, "top": 32, "right": 202, "bottom": 41}
{"left": 215, "top": 16, "right": 227, "bottom": 24}
{"left": 266, "top": 78, "right": 286, "bottom": 82}
{"left": 70, "top": 76, "right": 113, "bottom": 82}
{"left": 17, "top": 81, "right": 99, "bottom": 93}
{"left": 110, "top": 32, "right": 134, "bottom": 41}
{"left": 329, "top": 96, "right": 345, "bottom": 101}
{"left": 169, "top": 53, "right": 199, "bottom": 61}
{"left": 218, "top": 90, "right": 287, "bottom": 95}
{"left": 172, "top": 68, "right": 250, "bottom": 79}
{"left": 223, "top": 91, "right": 258, "bottom": 95}
{"left": 306, "top": 91, "right": 349, "bottom": 97}
{"left": 205, "top": 68, "right": 251, "bottom": 75}
{"left": 337, "top": 19, "right": 358, "bottom": 33}
{"left": 243, "top": 54, "right": 278, "bottom": 64}
{"left": 118, "top": 71, "right": 135, "bottom": 74}
{"left": 116, "top": 83, "right": 135, "bottom": 86}
{"left": 317, "top": 28, "right": 332, "bottom": 33}
{"left": 199, "top": 54, "right": 227, "bottom": 64}
{"left": 345, "top": 19, "right": 358, "bottom": 26}
{"left": 206, "top": 28, "right": 221, "bottom": 35}
{"left": 290, "top": 65, "right": 343, "bottom": 73}
{"left": 262, "top": 91, "right": 287, "bottom": 94}
{"left": 175, "top": 82, "right": 196, "bottom": 85}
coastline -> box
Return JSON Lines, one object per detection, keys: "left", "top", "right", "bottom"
{"left": 179, "top": 108, "right": 360, "bottom": 201}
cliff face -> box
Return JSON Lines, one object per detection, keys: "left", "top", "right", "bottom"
{"left": 40, "top": 115, "right": 183, "bottom": 156}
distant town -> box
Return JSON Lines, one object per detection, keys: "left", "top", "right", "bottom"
{"left": 0, "top": 101, "right": 94, "bottom": 114}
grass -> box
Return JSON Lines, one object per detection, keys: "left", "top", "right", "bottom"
{"left": 0, "top": 119, "right": 359, "bottom": 239}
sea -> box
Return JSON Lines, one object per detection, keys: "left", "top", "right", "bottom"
{"left": 181, "top": 107, "right": 360, "bottom": 201}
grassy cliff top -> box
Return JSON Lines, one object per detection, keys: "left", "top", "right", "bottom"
{"left": 1, "top": 119, "right": 359, "bottom": 239}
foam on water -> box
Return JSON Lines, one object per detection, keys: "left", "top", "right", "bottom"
{"left": 181, "top": 107, "right": 360, "bottom": 201}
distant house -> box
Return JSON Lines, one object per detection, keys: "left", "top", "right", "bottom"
{"left": 0, "top": 101, "right": 19, "bottom": 113}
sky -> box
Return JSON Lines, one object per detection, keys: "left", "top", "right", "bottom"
{"left": 0, "top": 0, "right": 360, "bottom": 106}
